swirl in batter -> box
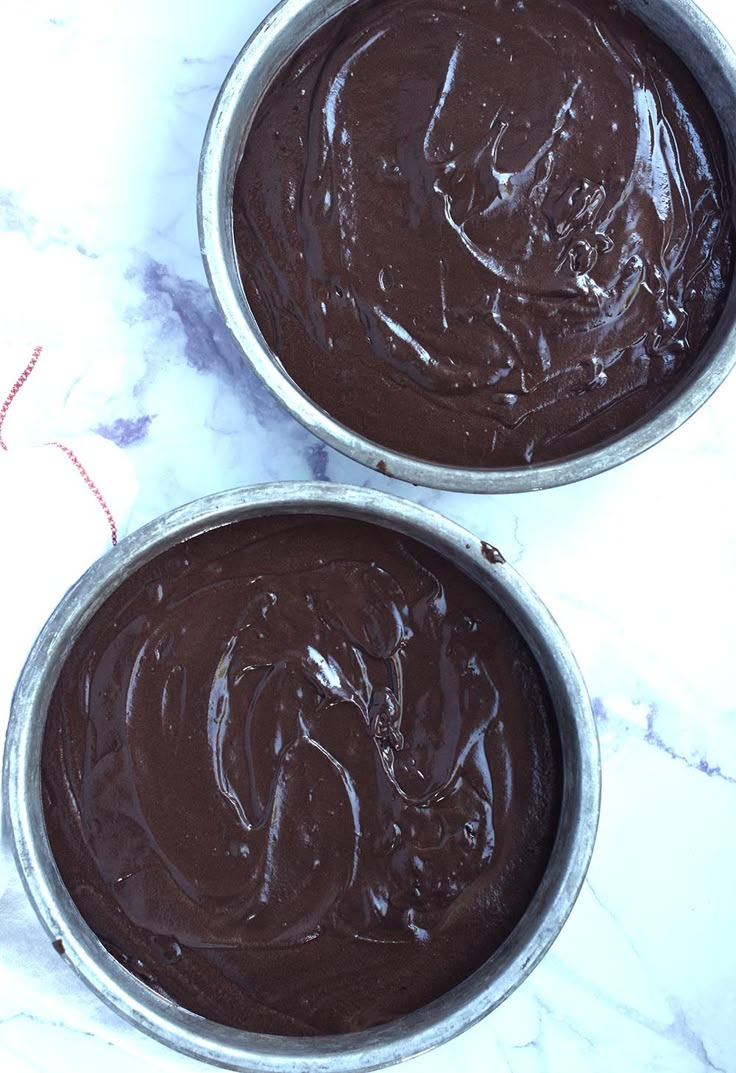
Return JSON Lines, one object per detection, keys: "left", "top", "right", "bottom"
{"left": 42, "top": 516, "right": 561, "bottom": 1034}
{"left": 234, "top": 0, "right": 734, "bottom": 466}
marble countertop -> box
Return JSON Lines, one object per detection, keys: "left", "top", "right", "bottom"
{"left": 1, "top": 2, "right": 735, "bottom": 1071}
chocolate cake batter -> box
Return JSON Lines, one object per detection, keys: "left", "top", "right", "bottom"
{"left": 42, "top": 516, "right": 561, "bottom": 1035}
{"left": 234, "top": 0, "right": 734, "bottom": 467}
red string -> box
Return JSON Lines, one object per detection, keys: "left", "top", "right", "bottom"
{"left": 0, "top": 345, "right": 43, "bottom": 451}
{"left": 1, "top": 345, "right": 120, "bottom": 547}
{"left": 48, "top": 442, "right": 119, "bottom": 546}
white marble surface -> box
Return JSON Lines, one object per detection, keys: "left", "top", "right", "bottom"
{"left": 1, "top": 1, "right": 736, "bottom": 1070}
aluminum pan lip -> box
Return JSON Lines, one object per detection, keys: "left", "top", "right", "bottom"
{"left": 198, "top": 0, "right": 736, "bottom": 493}
{"left": 3, "top": 482, "right": 600, "bottom": 1071}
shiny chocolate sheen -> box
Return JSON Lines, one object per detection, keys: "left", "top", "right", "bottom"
{"left": 42, "top": 516, "right": 561, "bottom": 1035}
{"left": 234, "top": 0, "right": 734, "bottom": 467}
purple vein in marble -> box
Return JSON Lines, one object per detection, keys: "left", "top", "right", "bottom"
{"left": 96, "top": 415, "right": 153, "bottom": 447}
{"left": 644, "top": 704, "right": 736, "bottom": 785}
{"left": 593, "top": 696, "right": 735, "bottom": 785}
{"left": 138, "top": 260, "right": 251, "bottom": 380}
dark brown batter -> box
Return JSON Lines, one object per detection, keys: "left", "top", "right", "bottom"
{"left": 234, "top": 0, "right": 734, "bottom": 467}
{"left": 42, "top": 516, "right": 561, "bottom": 1035}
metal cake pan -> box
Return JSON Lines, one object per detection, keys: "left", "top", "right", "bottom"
{"left": 4, "top": 483, "right": 600, "bottom": 1071}
{"left": 198, "top": 0, "right": 736, "bottom": 493}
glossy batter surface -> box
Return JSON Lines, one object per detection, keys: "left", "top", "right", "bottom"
{"left": 234, "top": 0, "right": 734, "bottom": 467}
{"left": 42, "top": 516, "right": 561, "bottom": 1035}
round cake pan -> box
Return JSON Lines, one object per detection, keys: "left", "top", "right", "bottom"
{"left": 4, "top": 483, "right": 599, "bottom": 1072}
{"left": 199, "top": 0, "right": 736, "bottom": 494}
